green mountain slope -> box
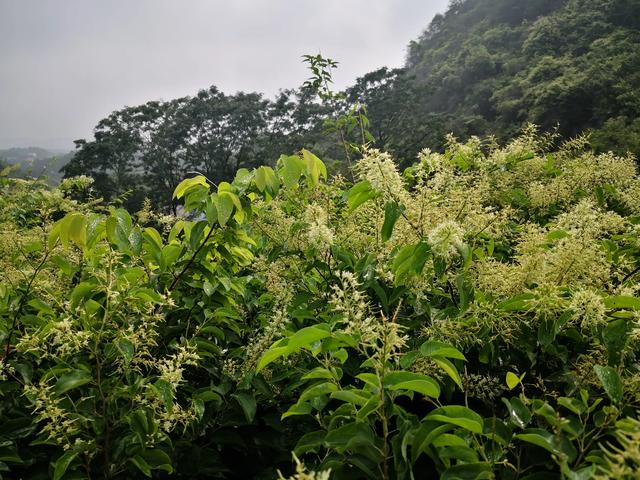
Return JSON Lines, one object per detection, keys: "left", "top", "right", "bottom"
{"left": 395, "top": 0, "right": 640, "bottom": 153}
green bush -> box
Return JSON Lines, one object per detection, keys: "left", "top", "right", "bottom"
{"left": 1, "top": 130, "right": 639, "bottom": 479}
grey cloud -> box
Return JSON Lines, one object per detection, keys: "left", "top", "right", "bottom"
{"left": 0, "top": 0, "right": 448, "bottom": 149}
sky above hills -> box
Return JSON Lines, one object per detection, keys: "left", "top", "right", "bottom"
{"left": 0, "top": 0, "right": 448, "bottom": 150}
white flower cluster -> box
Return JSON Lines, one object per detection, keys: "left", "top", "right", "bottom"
{"left": 569, "top": 289, "right": 607, "bottom": 331}
{"left": 17, "top": 316, "right": 91, "bottom": 359}
{"left": 24, "top": 382, "right": 80, "bottom": 448}
{"left": 158, "top": 344, "right": 199, "bottom": 391}
{"left": 417, "top": 148, "right": 447, "bottom": 174}
{"left": 330, "top": 271, "right": 407, "bottom": 355}
{"left": 277, "top": 453, "right": 331, "bottom": 480}
{"left": 354, "top": 148, "right": 406, "bottom": 201}
{"left": 303, "top": 203, "right": 334, "bottom": 251}
{"left": 242, "top": 302, "right": 289, "bottom": 376}
{"left": 555, "top": 199, "right": 626, "bottom": 239}
{"left": 427, "top": 220, "right": 465, "bottom": 259}
{"left": 330, "top": 271, "right": 374, "bottom": 339}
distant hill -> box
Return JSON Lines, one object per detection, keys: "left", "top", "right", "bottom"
{"left": 395, "top": 0, "right": 640, "bottom": 156}
{"left": 0, "top": 147, "right": 73, "bottom": 184}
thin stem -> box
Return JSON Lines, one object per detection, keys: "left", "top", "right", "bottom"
{"left": 2, "top": 247, "right": 50, "bottom": 365}
{"left": 166, "top": 225, "right": 215, "bottom": 294}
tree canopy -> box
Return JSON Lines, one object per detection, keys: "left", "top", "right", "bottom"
{"left": 63, "top": 0, "right": 640, "bottom": 210}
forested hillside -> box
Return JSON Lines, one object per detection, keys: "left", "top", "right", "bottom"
{"left": 401, "top": 0, "right": 640, "bottom": 154}
{"left": 62, "top": 0, "right": 640, "bottom": 212}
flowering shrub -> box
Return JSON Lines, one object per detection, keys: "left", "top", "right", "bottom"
{"left": 1, "top": 130, "right": 639, "bottom": 479}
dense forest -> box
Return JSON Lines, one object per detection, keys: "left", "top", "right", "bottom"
{"left": 62, "top": 0, "right": 640, "bottom": 211}
{"left": 2, "top": 0, "right": 640, "bottom": 479}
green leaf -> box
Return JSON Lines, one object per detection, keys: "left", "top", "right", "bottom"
{"left": 214, "top": 193, "right": 234, "bottom": 227}
{"left": 129, "top": 455, "right": 152, "bottom": 477}
{"left": 325, "top": 422, "right": 375, "bottom": 451}
{"left": 153, "top": 380, "right": 174, "bottom": 412}
{"left": 173, "top": 176, "right": 208, "bottom": 199}
{"left": 502, "top": 397, "right": 531, "bottom": 428}
{"left": 497, "top": 293, "right": 535, "bottom": 311}
{"left": 441, "top": 462, "right": 493, "bottom": 480}
{"left": 384, "top": 371, "right": 440, "bottom": 398}
{"left": 299, "top": 382, "right": 338, "bottom": 403}
{"left": 506, "top": 372, "right": 525, "bottom": 390}
{"left": 54, "top": 370, "right": 92, "bottom": 395}
{"left": 257, "top": 325, "right": 331, "bottom": 373}
{"left": 514, "top": 429, "right": 560, "bottom": 455}
{"left": 278, "top": 154, "right": 306, "bottom": 189}
{"left": 425, "top": 406, "right": 484, "bottom": 434}
{"left": 301, "top": 367, "right": 335, "bottom": 381}
{"left": 116, "top": 338, "right": 135, "bottom": 364}
{"left": 253, "top": 166, "right": 280, "bottom": 196}
{"left": 294, "top": 430, "right": 326, "bottom": 455}
{"left": 140, "top": 449, "right": 173, "bottom": 474}
{"left": 287, "top": 325, "right": 331, "bottom": 350}
{"left": 53, "top": 450, "right": 79, "bottom": 480}
{"left": 67, "top": 213, "right": 86, "bottom": 247}
{"left": 302, "top": 149, "right": 327, "bottom": 187}
{"left": 346, "top": 180, "right": 379, "bottom": 210}
{"left": 594, "top": 365, "right": 623, "bottom": 404}
{"left": 356, "top": 373, "right": 381, "bottom": 389}
{"left": 604, "top": 319, "right": 628, "bottom": 366}
{"left": 282, "top": 402, "right": 313, "bottom": 420}
{"left": 420, "top": 341, "right": 466, "bottom": 360}
{"left": 255, "top": 346, "right": 290, "bottom": 373}
{"left": 604, "top": 295, "right": 640, "bottom": 310}
{"left": 232, "top": 392, "right": 257, "bottom": 422}
{"left": 432, "top": 357, "right": 463, "bottom": 389}
{"left": 331, "top": 389, "right": 371, "bottom": 406}
{"left": 392, "top": 242, "right": 430, "bottom": 285}
{"left": 381, "top": 202, "right": 405, "bottom": 242}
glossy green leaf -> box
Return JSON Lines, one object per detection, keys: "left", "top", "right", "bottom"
{"left": 425, "top": 406, "right": 484, "bottom": 434}
{"left": 282, "top": 402, "right": 313, "bottom": 420}
{"left": 173, "top": 176, "right": 208, "bottom": 199}
{"left": 433, "top": 357, "right": 463, "bottom": 390}
{"left": 278, "top": 154, "right": 306, "bottom": 189}
{"left": 346, "top": 180, "right": 379, "bottom": 210}
{"left": 506, "top": 372, "right": 525, "bottom": 390}
{"left": 384, "top": 371, "right": 440, "bottom": 398}
{"left": 232, "top": 392, "right": 257, "bottom": 422}
{"left": 420, "top": 340, "right": 466, "bottom": 360}
{"left": 53, "top": 450, "right": 78, "bottom": 480}
{"left": 594, "top": 365, "right": 623, "bottom": 404}
{"left": 381, "top": 201, "right": 405, "bottom": 242}
{"left": 214, "top": 193, "right": 234, "bottom": 227}
{"left": 392, "top": 242, "right": 430, "bottom": 285}
{"left": 604, "top": 295, "right": 640, "bottom": 310}
{"left": 54, "top": 370, "right": 92, "bottom": 395}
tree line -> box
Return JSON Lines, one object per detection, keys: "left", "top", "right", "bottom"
{"left": 64, "top": 0, "right": 640, "bottom": 210}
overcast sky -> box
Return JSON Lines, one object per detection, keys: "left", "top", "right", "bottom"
{"left": 0, "top": 0, "right": 448, "bottom": 150}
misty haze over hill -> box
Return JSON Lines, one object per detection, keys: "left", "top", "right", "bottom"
{"left": 0, "top": 0, "right": 448, "bottom": 150}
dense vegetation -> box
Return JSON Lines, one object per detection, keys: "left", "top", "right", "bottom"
{"left": 2, "top": 126, "right": 640, "bottom": 478}
{"left": 403, "top": 0, "right": 640, "bottom": 153}
{"left": 61, "top": 0, "right": 640, "bottom": 212}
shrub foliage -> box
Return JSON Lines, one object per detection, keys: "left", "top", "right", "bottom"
{"left": 1, "top": 129, "right": 640, "bottom": 479}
